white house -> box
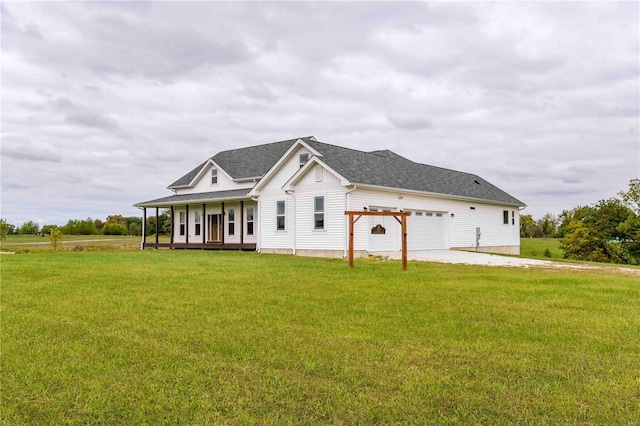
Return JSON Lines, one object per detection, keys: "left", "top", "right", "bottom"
{"left": 135, "top": 136, "right": 525, "bottom": 256}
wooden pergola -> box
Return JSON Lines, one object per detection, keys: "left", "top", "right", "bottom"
{"left": 345, "top": 210, "right": 411, "bottom": 271}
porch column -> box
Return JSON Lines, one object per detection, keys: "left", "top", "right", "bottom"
{"left": 155, "top": 207, "right": 159, "bottom": 247}
{"left": 221, "top": 202, "right": 225, "bottom": 244}
{"left": 142, "top": 207, "right": 147, "bottom": 250}
{"left": 240, "top": 200, "right": 244, "bottom": 246}
{"left": 170, "top": 206, "right": 174, "bottom": 246}
{"left": 185, "top": 205, "right": 190, "bottom": 244}
{"left": 202, "top": 203, "right": 206, "bottom": 245}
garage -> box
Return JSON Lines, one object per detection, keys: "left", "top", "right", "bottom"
{"left": 407, "top": 211, "right": 447, "bottom": 250}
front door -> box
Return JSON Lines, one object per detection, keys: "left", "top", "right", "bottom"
{"left": 207, "top": 214, "right": 223, "bottom": 242}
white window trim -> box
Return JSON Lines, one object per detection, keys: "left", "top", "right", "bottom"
{"left": 179, "top": 211, "right": 186, "bottom": 236}
{"left": 246, "top": 207, "right": 255, "bottom": 236}
{"left": 194, "top": 210, "right": 201, "bottom": 236}
{"left": 276, "top": 200, "right": 286, "bottom": 231}
{"left": 228, "top": 208, "right": 235, "bottom": 235}
{"left": 299, "top": 153, "right": 309, "bottom": 168}
{"left": 314, "top": 195, "right": 325, "bottom": 231}
{"left": 211, "top": 168, "right": 218, "bottom": 185}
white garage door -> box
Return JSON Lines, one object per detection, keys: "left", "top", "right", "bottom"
{"left": 407, "top": 211, "right": 446, "bottom": 250}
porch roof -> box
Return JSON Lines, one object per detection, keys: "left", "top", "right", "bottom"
{"left": 135, "top": 188, "right": 251, "bottom": 208}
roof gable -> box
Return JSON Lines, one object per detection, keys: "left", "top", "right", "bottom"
{"left": 249, "top": 137, "right": 321, "bottom": 193}
{"left": 168, "top": 137, "right": 302, "bottom": 189}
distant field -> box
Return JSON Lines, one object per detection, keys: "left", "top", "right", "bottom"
{"left": 1, "top": 234, "right": 170, "bottom": 252}
{"left": 519, "top": 237, "right": 563, "bottom": 259}
{"left": 3, "top": 250, "right": 639, "bottom": 425}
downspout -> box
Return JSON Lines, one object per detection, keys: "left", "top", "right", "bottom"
{"left": 138, "top": 206, "right": 146, "bottom": 250}
{"left": 285, "top": 190, "right": 295, "bottom": 255}
{"left": 251, "top": 196, "right": 260, "bottom": 252}
{"left": 344, "top": 185, "right": 357, "bottom": 258}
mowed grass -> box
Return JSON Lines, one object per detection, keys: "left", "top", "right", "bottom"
{"left": 519, "top": 238, "right": 563, "bottom": 260}
{"left": 2, "top": 251, "right": 639, "bottom": 425}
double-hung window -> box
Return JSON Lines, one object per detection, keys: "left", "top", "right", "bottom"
{"left": 211, "top": 168, "right": 218, "bottom": 184}
{"left": 314, "top": 196, "right": 325, "bottom": 230}
{"left": 503, "top": 210, "right": 509, "bottom": 225}
{"left": 247, "top": 207, "right": 254, "bottom": 235}
{"left": 194, "top": 211, "right": 201, "bottom": 236}
{"left": 179, "top": 211, "right": 186, "bottom": 236}
{"left": 228, "top": 209, "right": 235, "bottom": 235}
{"left": 276, "top": 201, "right": 285, "bottom": 231}
{"left": 511, "top": 211, "right": 515, "bottom": 225}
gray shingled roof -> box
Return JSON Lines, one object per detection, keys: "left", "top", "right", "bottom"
{"left": 305, "top": 140, "right": 525, "bottom": 206}
{"left": 168, "top": 138, "right": 299, "bottom": 188}
{"left": 152, "top": 136, "right": 524, "bottom": 207}
{"left": 135, "top": 189, "right": 251, "bottom": 207}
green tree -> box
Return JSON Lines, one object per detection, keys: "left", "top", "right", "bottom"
{"left": 0, "top": 218, "right": 13, "bottom": 240}
{"left": 102, "top": 222, "right": 127, "bottom": 235}
{"left": 619, "top": 177, "right": 640, "bottom": 214}
{"left": 49, "top": 227, "right": 63, "bottom": 252}
{"left": 128, "top": 222, "right": 141, "bottom": 236}
{"left": 76, "top": 218, "right": 99, "bottom": 235}
{"left": 560, "top": 198, "right": 638, "bottom": 264}
{"left": 538, "top": 213, "right": 558, "bottom": 238}
{"left": 519, "top": 214, "right": 537, "bottom": 238}
{"left": 18, "top": 220, "right": 40, "bottom": 235}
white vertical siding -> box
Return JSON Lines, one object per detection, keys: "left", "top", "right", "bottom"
{"left": 259, "top": 189, "right": 294, "bottom": 249}
{"left": 293, "top": 185, "right": 346, "bottom": 251}
{"left": 348, "top": 188, "right": 520, "bottom": 251}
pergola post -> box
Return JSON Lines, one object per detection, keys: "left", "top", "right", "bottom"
{"left": 345, "top": 210, "right": 410, "bottom": 271}
{"left": 155, "top": 207, "right": 159, "bottom": 248}
{"left": 142, "top": 207, "right": 147, "bottom": 250}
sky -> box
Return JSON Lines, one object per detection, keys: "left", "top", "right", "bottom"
{"left": 1, "top": 1, "right": 639, "bottom": 227}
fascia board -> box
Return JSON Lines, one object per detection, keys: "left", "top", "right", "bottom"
{"left": 135, "top": 195, "right": 252, "bottom": 208}
{"left": 355, "top": 183, "right": 526, "bottom": 208}
{"left": 249, "top": 139, "right": 322, "bottom": 194}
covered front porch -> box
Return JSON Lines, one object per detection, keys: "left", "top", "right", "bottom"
{"left": 136, "top": 189, "right": 258, "bottom": 252}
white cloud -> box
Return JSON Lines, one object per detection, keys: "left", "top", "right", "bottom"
{"left": 1, "top": 1, "right": 638, "bottom": 225}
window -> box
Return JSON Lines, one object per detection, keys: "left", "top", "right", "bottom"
{"left": 247, "top": 207, "right": 254, "bottom": 235}
{"left": 228, "top": 208, "right": 235, "bottom": 235}
{"left": 195, "top": 210, "right": 201, "bottom": 236}
{"left": 299, "top": 153, "right": 309, "bottom": 168}
{"left": 314, "top": 196, "right": 325, "bottom": 230}
{"left": 503, "top": 210, "right": 509, "bottom": 225}
{"left": 179, "top": 211, "right": 185, "bottom": 236}
{"left": 211, "top": 168, "right": 218, "bottom": 184}
{"left": 276, "top": 201, "right": 285, "bottom": 231}
{"left": 511, "top": 211, "right": 515, "bottom": 225}
{"left": 436, "top": 213, "right": 443, "bottom": 217}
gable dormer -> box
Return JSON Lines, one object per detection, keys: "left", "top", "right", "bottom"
{"left": 172, "top": 159, "right": 254, "bottom": 195}
{"left": 249, "top": 138, "right": 322, "bottom": 194}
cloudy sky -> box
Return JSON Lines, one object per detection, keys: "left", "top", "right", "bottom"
{"left": 2, "top": 1, "right": 638, "bottom": 227}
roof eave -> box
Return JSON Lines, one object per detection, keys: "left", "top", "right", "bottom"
{"left": 354, "top": 183, "right": 526, "bottom": 207}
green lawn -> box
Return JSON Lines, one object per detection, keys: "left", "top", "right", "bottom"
{"left": 2, "top": 251, "right": 639, "bottom": 424}
{"left": 519, "top": 238, "right": 563, "bottom": 260}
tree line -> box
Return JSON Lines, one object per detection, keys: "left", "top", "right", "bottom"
{"left": 1, "top": 213, "right": 172, "bottom": 239}
{"left": 521, "top": 178, "right": 639, "bottom": 264}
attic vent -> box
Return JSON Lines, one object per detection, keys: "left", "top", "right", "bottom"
{"left": 474, "top": 180, "right": 480, "bottom": 185}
